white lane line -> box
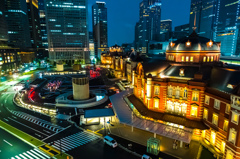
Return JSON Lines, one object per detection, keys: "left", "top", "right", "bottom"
{"left": 19, "top": 154, "right": 28, "bottom": 159}
{"left": 23, "top": 152, "right": 34, "bottom": 159}
{"left": 15, "top": 156, "right": 21, "bottom": 159}
{"left": 12, "top": 116, "right": 17, "bottom": 119}
{"left": 3, "top": 139, "right": 13, "bottom": 146}
{"left": 30, "top": 150, "right": 46, "bottom": 159}
{"left": 34, "top": 149, "right": 51, "bottom": 159}
{"left": 42, "top": 129, "right": 52, "bottom": 134}
{"left": 27, "top": 151, "right": 40, "bottom": 159}
{"left": 8, "top": 117, "right": 48, "bottom": 137}
{"left": 3, "top": 118, "right": 8, "bottom": 122}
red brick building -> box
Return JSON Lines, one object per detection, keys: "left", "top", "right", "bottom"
{"left": 131, "top": 31, "right": 240, "bottom": 159}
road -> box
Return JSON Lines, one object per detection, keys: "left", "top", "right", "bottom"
{"left": 0, "top": 128, "right": 33, "bottom": 159}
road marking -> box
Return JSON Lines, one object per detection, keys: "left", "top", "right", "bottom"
{"left": 8, "top": 117, "right": 48, "bottom": 137}
{"left": 3, "top": 139, "right": 13, "bottom": 146}
{"left": 3, "top": 118, "right": 8, "bottom": 122}
{"left": 12, "top": 116, "right": 17, "bottom": 119}
{"left": 19, "top": 154, "right": 27, "bottom": 159}
{"left": 35, "top": 133, "right": 42, "bottom": 138}
{"left": 42, "top": 129, "right": 51, "bottom": 134}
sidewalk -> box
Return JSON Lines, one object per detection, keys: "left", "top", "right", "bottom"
{"left": 108, "top": 122, "right": 201, "bottom": 159}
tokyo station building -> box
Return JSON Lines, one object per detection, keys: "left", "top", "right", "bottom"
{"left": 130, "top": 31, "right": 240, "bottom": 159}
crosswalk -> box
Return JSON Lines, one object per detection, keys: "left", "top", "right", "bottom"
{"left": 11, "top": 111, "right": 63, "bottom": 133}
{"left": 10, "top": 148, "right": 50, "bottom": 159}
{"left": 50, "top": 131, "right": 99, "bottom": 152}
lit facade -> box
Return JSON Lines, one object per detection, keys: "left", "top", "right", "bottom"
{"left": 92, "top": 1, "right": 108, "bottom": 59}
{"left": 0, "top": 0, "right": 8, "bottom": 42}
{"left": 45, "top": 0, "right": 89, "bottom": 62}
{"left": 4, "top": 0, "right": 31, "bottom": 48}
{"left": 132, "top": 31, "right": 240, "bottom": 158}
{"left": 135, "top": 0, "right": 162, "bottom": 53}
{"left": 38, "top": 0, "right": 48, "bottom": 49}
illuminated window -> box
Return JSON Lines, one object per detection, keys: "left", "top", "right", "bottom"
{"left": 168, "top": 87, "right": 173, "bottom": 97}
{"left": 223, "top": 120, "right": 229, "bottom": 132}
{"left": 186, "top": 56, "right": 189, "bottom": 62}
{"left": 205, "top": 95, "right": 210, "bottom": 105}
{"left": 226, "top": 104, "right": 230, "bottom": 114}
{"left": 191, "top": 106, "right": 198, "bottom": 117}
{"left": 202, "top": 130, "right": 206, "bottom": 138}
{"left": 190, "top": 56, "right": 194, "bottom": 62}
{"left": 192, "top": 91, "right": 199, "bottom": 102}
{"left": 211, "top": 131, "right": 216, "bottom": 145}
{"left": 183, "top": 89, "right": 187, "bottom": 99}
{"left": 154, "top": 98, "right": 159, "bottom": 109}
{"left": 154, "top": 86, "right": 160, "bottom": 95}
{"left": 203, "top": 108, "right": 208, "bottom": 120}
{"left": 221, "top": 141, "right": 226, "bottom": 153}
{"left": 207, "top": 56, "right": 210, "bottom": 62}
{"left": 229, "top": 128, "right": 237, "bottom": 145}
{"left": 231, "top": 112, "right": 239, "bottom": 125}
{"left": 167, "top": 100, "right": 174, "bottom": 112}
{"left": 211, "top": 56, "right": 213, "bottom": 62}
{"left": 181, "top": 56, "right": 185, "bottom": 62}
{"left": 214, "top": 99, "right": 220, "bottom": 110}
{"left": 203, "top": 57, "right": 206, "bottom": 62}
{"left": 212, "top": 114, "right": 218, "bottom": 126}
{"left": 226, "top": 150, "right": 234, "bottom": 159}
{"left": 175, "top": 88, "right": 180, "bottom": 99}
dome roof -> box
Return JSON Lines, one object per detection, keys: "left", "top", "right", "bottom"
{"left": 167, "top": 31, "right": 220, "bottom": 52}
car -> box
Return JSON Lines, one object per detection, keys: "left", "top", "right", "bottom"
{"left": 103, "top": 136, "right": 117, "bottom": 148}
{"left": 141, "top": 154, "right": 152, "bottom": 159}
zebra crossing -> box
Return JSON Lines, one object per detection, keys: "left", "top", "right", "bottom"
{"left": 11, "top": 111, "right": 63, "bottom": 133}
{"left": 10, "top": 148, "right": 50, "bottom": 159}
{"left": 50, "top": 131, "right": 99, "bottom": 152}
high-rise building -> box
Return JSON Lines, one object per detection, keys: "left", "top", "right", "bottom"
{"left": 213, "top": 0, "right": 240, "bottom": 56}
{"left": 45, "top": 0, "right": 89, "bottom": 63}
{"left": 38, "top": 0, "right": 48, "bottom": 49}
{"left": 92, "top": 1, "right": 108, "bottom": 59}
{"left": 172, "top": 24, "right": 190, "bottom": 41}
{"left": 160, "top": 19, "right": 172, "bottom": 41}
{"left": 175, "top": 24, "right": 190, "bottom": 32}
{"left": 135, "top": 0, "right": 161, "bottom": 53}
{"left": 0, "top": 0, "right": 8, "bottom": 43}
{"left": 26, "top": 0, "right": 42, "bottom": 49}
{"left": 189, "top": 0, "right": 240, "bottom": 56}
{"left": 4, "top": 0, "right": 31, "bottom": 48}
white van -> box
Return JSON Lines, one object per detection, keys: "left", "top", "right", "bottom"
{"left": 103, "top": 136, "right": 118, "bottom": 148}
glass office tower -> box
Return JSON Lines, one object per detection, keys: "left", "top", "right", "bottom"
{"left": 92, "top": 1, "right": 108, "bottom": 59}
{"left": 38, "top": 0, "right": 48, "bottom": 49}
{"left": 0, "top": 0, "right": 8, "bottom": 42}
{"left": 4, "top": 0, "right": 31, "bottom": 48}
{"left": 45, "top": 0, "right": 89, "bottom": 63}
{"left": 135, "top": 0, "right": 161, "bottom": 53}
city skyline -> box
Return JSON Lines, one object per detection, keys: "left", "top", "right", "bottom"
{"left": 88, "top": 0, "right": 191, "bottom": 46}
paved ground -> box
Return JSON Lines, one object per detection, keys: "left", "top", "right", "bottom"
{"left": 0, "top": 128, "right": 33, "bottom": 159}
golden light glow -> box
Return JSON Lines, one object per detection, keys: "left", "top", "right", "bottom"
{"left": 211, "top": 131, "right": 216, "bottom": 145}
{"left": 186, "top": 41, "right": 191, "bottom": 46}
{"left": 170, "top": 42, "right": 175, "bottom": 47}
{"left": 207, "top": 40, "right": 213, "bottom": 47}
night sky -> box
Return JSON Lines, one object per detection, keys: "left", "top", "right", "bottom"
{"left": 88, "top": 0, "right": 191, "bottom": 46}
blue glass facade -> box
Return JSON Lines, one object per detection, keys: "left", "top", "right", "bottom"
{"left": 45, "top": 0, "right": 89, "bottom": 62}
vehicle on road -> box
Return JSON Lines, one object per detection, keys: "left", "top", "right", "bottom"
{"left": 142, "top": 154, "right": 152, "bottom": 159}
{"left": 103, "top": 136, "right": 118, "bottom": 148}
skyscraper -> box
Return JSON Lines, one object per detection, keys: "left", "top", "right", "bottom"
{"left": 45, "top": 0, "right": 89, "bottom": 63}
{"left": 38, "top": 0, "right": 48, "bottom": 49}
{"left": 4, "top": 0, "right": 31, "bottom": 48}
{"left": 135, "top": 0, "right": 161, "bottom": 53}
{"left": 92, "top": 1, "right": 108, "bottom": 59}
{"left": 213, "top": 0, "right": 240, "bottom": 56}
{"left": 0, "top": 0, "right": 8, "bottom": 43}
{"left": 26, "top": 0, "right": 42, "bottom": 49}
{"left": 160, "top": 19, "right": 172, "bottom": 41}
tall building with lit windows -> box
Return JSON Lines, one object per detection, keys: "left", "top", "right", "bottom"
{"left": 135, "top": 0, "right": 161, "bottom": 53}
{"left": 38, "top": 0, "right": 48, "bottom": 49}
{"left": 92, "top": 1, "right": 108, "bottom": 59}
{"left": 213, "top": 0, "right": 240, "bottom": 56}
{"left": 45, "top": 0, "right": 89, "bottom": 63}
{"left": 0, "top": 0, "right": 8, "bottom": 43}
{"left": 26, "top": 0, "right": 42, "bottom": 49}
{"left": 4, "top": 0, "right": 31, "bottom": 48}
